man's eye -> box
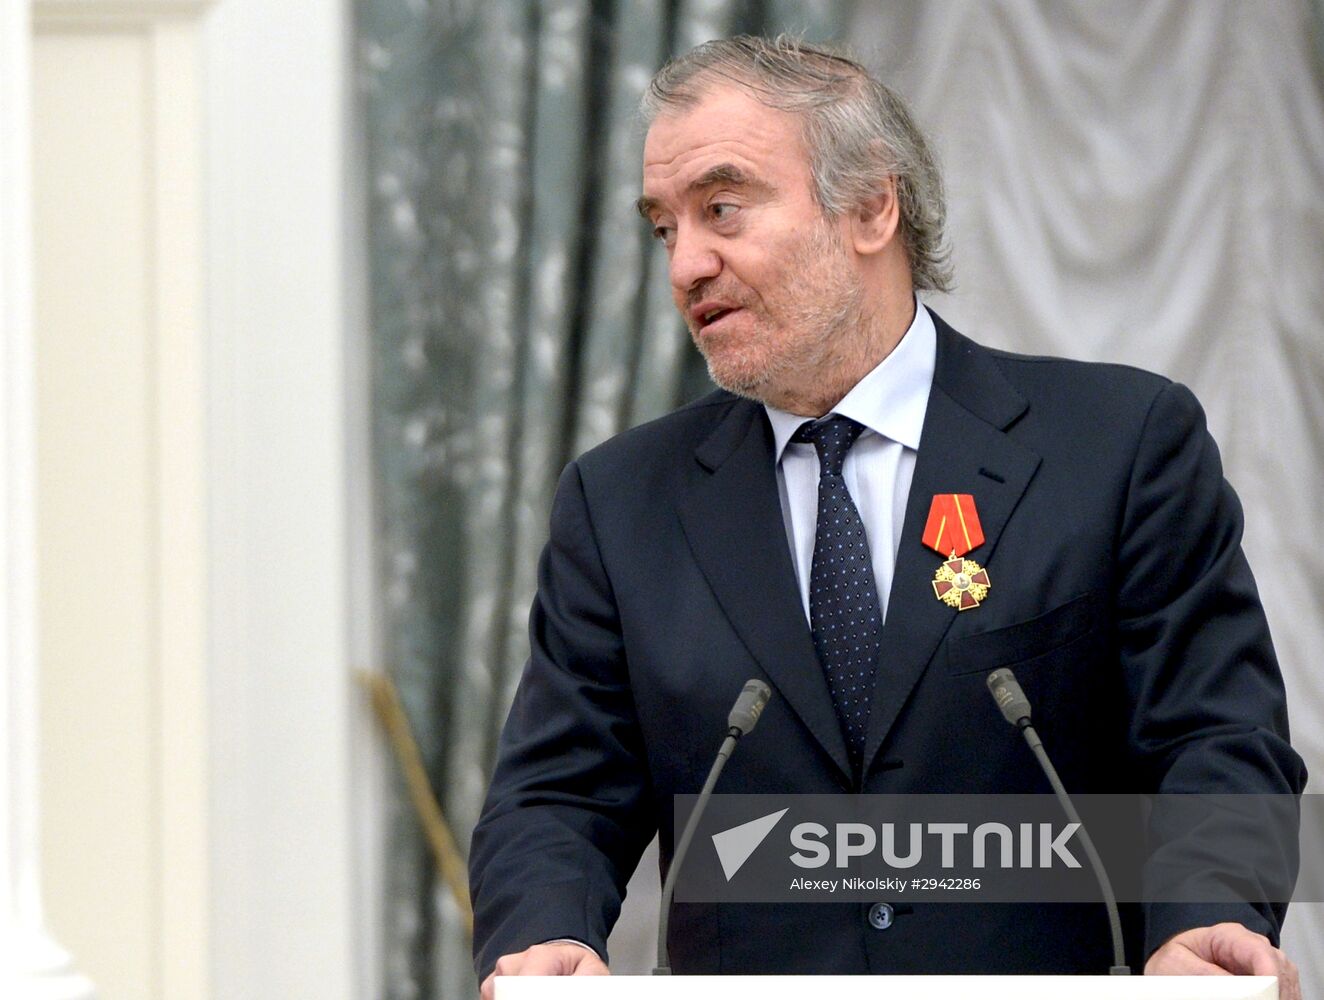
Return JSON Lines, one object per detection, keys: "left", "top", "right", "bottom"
{"left": 709, "top": 203, "right": 739, "bottom": 221}
{"left": 652, "top": 224, "right": 676, "bottom": 247}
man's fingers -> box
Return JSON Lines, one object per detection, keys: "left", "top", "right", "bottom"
{"left": 1146, "top": 921, "right": 1298, "bottom": 1000}
{"left": 517, "top": 945, "right": 581, "bottom": 976}
{"left": 484, "top": 942, "right": 610, "bottom": 998}
{"left": 1203, "top": 924, "right": 1283, "bottom": 977}
{"left": 1246, "top": 949, "right": 1300, "bottom": 1000}
{"left": 1146, "top": 943, "right": 1233, "bottom": 977}
{"left": 482, "top": 952, "right": 528, "bottom": 1000}
{"left": 1280, "top": 958, "right": 1302, "bottom": 1000}
{"left": 571, "top": 954, "right": 611, "bottom": 976}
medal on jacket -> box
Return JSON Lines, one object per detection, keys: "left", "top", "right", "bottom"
{"left": 922, "top": 494, "right": 990, "bottom": 610}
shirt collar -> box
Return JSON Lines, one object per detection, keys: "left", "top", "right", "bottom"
{"left": 764, "top": 295, "right": 936, "bottom": 462}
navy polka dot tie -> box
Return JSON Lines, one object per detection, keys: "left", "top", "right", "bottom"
{"left": 792, "top": 415, "right": 882, "bottom": 772}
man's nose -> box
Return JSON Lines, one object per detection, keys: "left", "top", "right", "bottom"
{"left": 668, "top": 226, "right": 722, "bottom": 293}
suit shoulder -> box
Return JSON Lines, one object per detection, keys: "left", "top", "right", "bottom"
{"left": 963, "top": 339, "right": 1216, "bottom": 462}
{"left": 931, "top": 311, "right": 1180, "bottom": 421}
{"left": 573, "top": 388, "right": 742, "bottom": 475}
{"left": 984, "top": 344, "right": 1173, "bottom": 401}
{"left": 976, "top": 343, "right": 1193, "bottom": 435}
{"left": 930, "top": 314, "right": 1209, "bottom": 455}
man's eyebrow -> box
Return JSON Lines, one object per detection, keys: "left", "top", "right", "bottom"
{"left": 690, "top": 163, "right": 765, "bottom": 192}
{"left": 635, "top": 163, "right": 770, "bottom": 220}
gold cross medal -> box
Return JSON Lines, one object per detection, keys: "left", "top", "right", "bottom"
{"left": 922, "top": 494, "right": 990, "bottom": 611}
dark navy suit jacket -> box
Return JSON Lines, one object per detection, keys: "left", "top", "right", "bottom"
{"left": 469, "top": 312, "right": 1305, "bottom": 977}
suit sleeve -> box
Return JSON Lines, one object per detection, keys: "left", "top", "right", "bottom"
{"left": 1114, "top": 381, "right": 1307, "bottom": 958}
{"left": 468, "top": 460, "right": 656, "bottom": 979}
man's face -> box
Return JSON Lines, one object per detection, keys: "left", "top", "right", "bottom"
{"left": 640, "top": 86, "right": 865, "bottom": 406}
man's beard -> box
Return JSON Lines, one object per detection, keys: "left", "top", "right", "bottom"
{"left": 691, "top": 221, "right": 868, "bottom": 407}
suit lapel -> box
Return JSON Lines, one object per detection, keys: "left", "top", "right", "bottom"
{"left": 678, "top": 400, "right": 854, "bottom": 783}
{"left": 860, "top": 318, "right": 1042, "bottom": 777}
{"left": 675, "top": 318, "right": 1041, "bottom": 786}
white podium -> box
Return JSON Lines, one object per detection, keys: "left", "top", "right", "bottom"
{"left": 495, "top": 976, "right": 1277, "bottom": 999}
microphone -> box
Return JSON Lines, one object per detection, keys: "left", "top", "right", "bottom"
{"left": 985, "top": 668, "right": 1130, "bottom": 976}
{"left": 653, "top": 679, "right": 772, "bottom": 976}
{"left": 988, "top": 668, "right": 1032, "bottom": 727}
{"left": 728, "top": 678, "right": 771, "bottom": 734}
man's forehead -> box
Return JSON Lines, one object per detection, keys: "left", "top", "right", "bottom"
{"left": 641, "top": 87, "right": 808, "bottom": 196}
{"left": 644, "top": 87, "right": 794, "bottom": 160}
{"left": 642, "top": 137, "right": 770, "bottom": 187}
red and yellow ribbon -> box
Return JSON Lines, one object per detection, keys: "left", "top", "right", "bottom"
{"left": 921, "top": 493, "right": 985, "bottom": 558}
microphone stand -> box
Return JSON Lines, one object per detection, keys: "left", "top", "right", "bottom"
{"left": 653, "top": 679, "right": 771, "bottom": 976}
{"left": 988, "top": 668, "right": 1130, "bottom": 975}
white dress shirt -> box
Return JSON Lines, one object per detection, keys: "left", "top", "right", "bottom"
{"left": 764, "top": 298, "right": 936, "bottom": 624}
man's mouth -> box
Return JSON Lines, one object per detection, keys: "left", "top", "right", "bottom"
{"left": 694, "top": 306, "right": 741, "bottom": 332}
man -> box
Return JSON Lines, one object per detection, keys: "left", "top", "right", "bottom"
{"left": 469, "top": 36, "right": 1305, "bottom": 995}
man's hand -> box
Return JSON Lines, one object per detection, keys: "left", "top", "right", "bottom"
{"left": 480, "top": 942, "right": 610, "bottom": 1000}
{"left": 1145, "top": 922, "right": 1299, "bottom": 1000}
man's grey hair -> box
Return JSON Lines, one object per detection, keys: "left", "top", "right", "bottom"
{"left": 641, "top": 35, "right": 954, "bottom": 293}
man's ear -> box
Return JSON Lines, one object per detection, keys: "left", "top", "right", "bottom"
{"left": 850, "top": 175, "right": 901, "bottom": 256}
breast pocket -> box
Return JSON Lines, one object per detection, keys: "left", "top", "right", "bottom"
{"left": 945, "top": 593, "right": 1098, "bottom": 676}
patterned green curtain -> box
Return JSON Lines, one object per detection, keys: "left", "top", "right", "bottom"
{"left": 356, "top": 1, "right": 846, "bottom": 995}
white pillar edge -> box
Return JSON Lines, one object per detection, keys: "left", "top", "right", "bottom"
{"left": 0, "top": 2, "right": 95, "bottom": 997}
{"left": 202, "top": 0, "right": 384, "bottom": 996}
{"left": 342, "top": 14, "right": 390, "bottom": 998}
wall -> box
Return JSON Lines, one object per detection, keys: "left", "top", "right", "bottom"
{"left": 33, "top": 5, "right": 210, "bottom": 996}
{"left": 31, "top": 1, "right": 380, "bottom": 997}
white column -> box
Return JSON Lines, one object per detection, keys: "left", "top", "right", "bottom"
{"left": 204, "top": 1, "right": 383, "bottom": 996}
{"left": 0, "top": 2, "right": 94, "bottom": 998}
